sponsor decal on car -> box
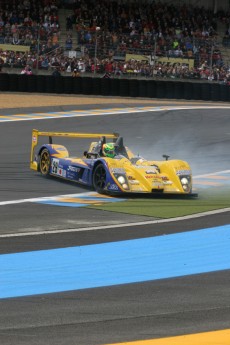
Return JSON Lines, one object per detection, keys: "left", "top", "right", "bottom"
{"left": 57, "top": 147, "right": 67, "bottom": 151}
{"left": 152, "top": 182, "right": 164, "bottom": 187}
{"left": 58, "top": 168, "right": 66, "bottom": 177}
{"left": 145, "top": 170, "right": 157, "bottom": 174}
{"left": 108, "top": 183, "right": 119, "bottom": 191}
{"left": 145, "top": 175, "right": 155, "bottom": 179}
{"left": 176, "top": 170, "right": 191, "bottom": 176}
{"left": 134, "top": 186, "right": 144, "bottom": 191}
{"left": 135, "top": 166, "right": 152, "bottom": 169}
{"left": 67, "top": 171, "right": 75, "bottom": 179}
{"left": 163, "top": 181, "right": 173, "bottom": 185}
{"left": 111, "top": 168, "right": 126, "bottom": 173}
{"left": 68, "top": 166, "right": 81, "bottom": 172}
{"left": 151, "top": 164, "right": 160, "bottom": 171}
{"left": 129, "top": 180, "right": 140, "bottom": 185}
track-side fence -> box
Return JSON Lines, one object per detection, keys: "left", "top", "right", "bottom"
{"left": 0, "top": 73, "right": 229, "bottom": 101}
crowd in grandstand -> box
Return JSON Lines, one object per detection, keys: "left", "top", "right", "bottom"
{"left": 0, "top": 0, "right": 230, "bottom": 83}
{"left": 0, "top": 0, "right": 60, "bottom": 48}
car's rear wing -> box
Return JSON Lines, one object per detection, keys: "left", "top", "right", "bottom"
{"left": 30, "top": 129, "right": 119, "bottom": 170}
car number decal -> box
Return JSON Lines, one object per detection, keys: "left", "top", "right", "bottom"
{"left": 51, "top": 158, "right": 59, "bottom": 174}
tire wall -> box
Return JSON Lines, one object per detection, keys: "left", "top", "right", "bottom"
{"left": 0, "top": 73, "right": 229, "bottom": 102}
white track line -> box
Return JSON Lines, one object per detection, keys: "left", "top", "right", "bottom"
{"left": 194, "top": 170, "right": 230, "bottom": 178}
{"left": 0, "top": 192, "right": 95, "bottom": 206}
{"left": 0, "top": 170, "right": 230, "bottom": 238}
{"left": 1, "top": 207, "right": 230, "bottom": 238}
{"left": 1, "top": 105, "right": 230, "bottom": 122}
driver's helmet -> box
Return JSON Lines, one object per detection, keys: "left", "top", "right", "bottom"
{"left": 102, "top": 143, "right": 116, "bottom": 158}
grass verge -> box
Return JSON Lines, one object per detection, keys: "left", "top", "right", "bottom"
{"left": 89, "top": 189, "right": 230, "bottom": 218}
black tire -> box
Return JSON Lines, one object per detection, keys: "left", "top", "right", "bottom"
{"left": 39, "top": 149, "right": 51, "bottom": 176}
{"left": 93, "top": 164, "right": 107, "bottom": 194}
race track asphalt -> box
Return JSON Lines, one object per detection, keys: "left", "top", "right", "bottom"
{"left": 0, "top": 100, "right": 230, "bottom": 345}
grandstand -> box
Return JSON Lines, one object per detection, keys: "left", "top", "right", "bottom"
{"left": 0, "top": 0, "right": 230, "bottom": 82}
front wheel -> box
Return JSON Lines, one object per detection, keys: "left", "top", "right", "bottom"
{"left": 39, "top": 149, "right": 51, "bottom": 176}
{"left": 93, "top": 164, "right": 107, "bottom": 194}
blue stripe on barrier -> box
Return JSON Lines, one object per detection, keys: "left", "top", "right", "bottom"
{"left": 1, "top": 225, "right": 230, "bottom": 298}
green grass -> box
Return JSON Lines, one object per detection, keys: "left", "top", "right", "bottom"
{"left": 89, "top": 189, "right": 230, "bottom": 218}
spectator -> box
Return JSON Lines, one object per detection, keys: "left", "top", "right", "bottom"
{"left": 65, "top": 35, "right": 72, "bottom": 50}
{"left": 102, "top": 72, "right": 111, "bottom": 78}
{"left": 72, "top": 68, "right": 80, "bottom": 77}
{"left": 21, "top": 65, "right": 32, "bottom": 75}
{"left": 66, "top": 64, "right": 71, "bottom": 72}
{"left": 52, "top": 67, "right": 61, "bottom": 76}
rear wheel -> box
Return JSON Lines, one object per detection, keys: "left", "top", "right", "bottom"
{"left": 93, "top": 164, "right": 107, "bottom": 194}
{"left": 39, "top": 149, "right": 51, "bottom": 176}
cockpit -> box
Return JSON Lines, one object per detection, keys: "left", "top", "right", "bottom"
{"left": 84, "top": 136, "right": 129, "bottom": 159}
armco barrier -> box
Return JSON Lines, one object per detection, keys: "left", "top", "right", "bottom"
{"left": 18, "top": 74, "right": 28, "bottom": 92}
{"left": 220, "top": 83, "right": 229, "bottom": 102}
{"left": 27, "top": 75, "right": 37, "bottom": 92}
{"left": 119, "top": 79, "right": 130, "bottom": 97}
{"left": 211, "top": 83, "right": 220, "bottom": 102}
{"left": 36, "top": 75, "right": 46, "bottom": 93}
{"left": 82, "top": 77, "right": 93, "bottom": 94}
{"left": 183, "top": 82, "right": 193, "bottom": 100}
{"left": 110, "top": 78, "right": 119, "bottom": 96}
{"left": 73, "top": 77, "right": 82, "bottom": 94}
{"left": 63, "top": 76, "right": 73, "bottom": 94}
{"left": 1, "top": 74, "right": 230, "bottom": 102}
{"left": 156, "top": 81, "right": 165, "bottom": 98}
{"left": 139, "top": 80, "right": 147, "bottom": 97}
{"left": 9, "top": 74, "right": 19, "bottom": 92}
{"left": 45, "top": 75, "right": 55, "bottom": 93}
{"left": 54, "top": 75, "right": 64, "bottom": 94}
{"left": 92, "top": 77, "right": 101, "bottom": 95}
{"left": 165, "top": 81, "right": 174, "bottom": 99}
{"left": 192, "top": 82, "right": 201, "bottom": 100}
{"left": 201, "top": 83, "right": 210, "bottom": 101}
{"left": 101, "top": 78, "right": 111, "bottom": 96}
{"left": 0, "top": 73, "right": 9, "bottom": 91}
{"left": 146, "top": 80, "right": 157, "bottom": 98}
{"left": 129, "top": 79, "right": 139, "bottom": 97}
{"left": 174, "top": 81, "right": 183, "bottom": 99}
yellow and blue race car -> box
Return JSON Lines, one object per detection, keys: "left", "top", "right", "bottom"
{"left": 30, "top": 129, "right": 196, "bottom": 196}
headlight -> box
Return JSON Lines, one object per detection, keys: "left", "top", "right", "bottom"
{"left": 117, "top": 176, "right": 126, "bottom": 184}
{"left": 181, "top": 177, "right": 188, "bottom": 185}
{"left": 114, "top": 173, "right": 130, "bottom": 190}
{"left": 182, "top": 184, "right": 189, "bottom": 191}
{"left": 180, "top": 175, "right": 191, "bottom": 192}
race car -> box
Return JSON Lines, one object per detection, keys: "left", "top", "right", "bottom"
{"left": 30, "top": 129, "right": 196, "bottom": 196}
